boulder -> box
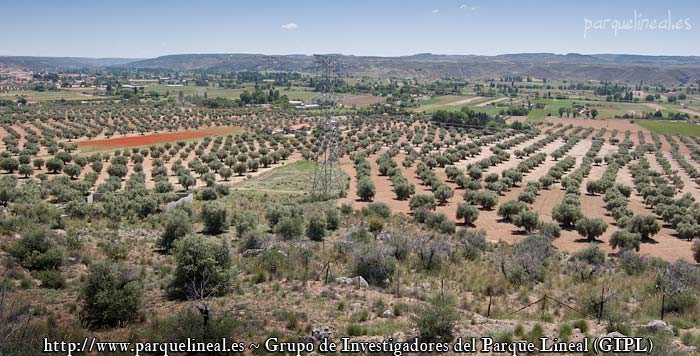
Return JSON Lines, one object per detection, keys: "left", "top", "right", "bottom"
{"left": 645, "top": 320, "right": 673, "bottom": 334}
{"left": 352, "top": 276, "right": 369, "bottom": 289}
{"left": 382, "top": 309, "right": 395, "bottom": 318}
{"left": 310, "top": 325, "right": 333, "bottom": 341}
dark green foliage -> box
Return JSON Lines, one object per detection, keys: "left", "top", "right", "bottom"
{"left": 413, "top": 295, "right": 459, "bottom": 343}
{"left": 169, "top": 235, "right": 234, "bottom": 299}
{"left": 10, "top": 228, "right": 63, "bottom": 270}
{"left": 201, "top": 202, "right": 228, "bottom": 234}
{"left": 158, "top": 209, "right": 192, "bottom": 251}
{"left": 80, "top": 261, "right": 143, "bottom": 329}
{"left": 352, "top": 246, "right": 396, "bottom": 286}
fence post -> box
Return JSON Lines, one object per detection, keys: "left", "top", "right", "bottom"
{"left": 541, "top": 294, "right": 547, "bottom": 321}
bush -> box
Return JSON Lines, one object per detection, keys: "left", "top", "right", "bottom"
{"left": 413, "top": 295, "right": 459, "bottom": 343}
{"left": 10, "top": 228, "right": 63, "bottom": 270}
{"left": 351, "top": 246, "right": 396, "bottom": 286}
{"left": 362, "top": 202, "right": 391, "bottom": 218}
{"left": 458, "top": 229, "right": 486, "bottom": 260}
{"left": 498, "top": 200, "right": 527, "bottom": 221}
{"left": 232, "top": 210, "right": 257, "bottom": 237}
{"left": 201, "top": 202, "right": 228, "bottom": 234}
{"left": 158, "top": 209, "right": 192, "bottom": 251}
{"left": 575, "top": 217, "right": 608, "bottom": 242}
{"left": 456, "top": 203, "right": 479, "bottom": 225}
{"left": 326, "top": 209, "right": 340, "bottom": 231}
{"left": 168, "top": 235, "right": 234, "bottom": 299}
{"left": 538, "top": 222, "right": 561, "bottom": 239}
{"left": 552, "top": 203, "right": 583, "bottom": 228}
{"left": 306, "top": 212, "right": 327, "bottom": 241}
{"left": 80, "top": 261, "right": 143, "bottom": 329}
{"left": 573, "top": 245, "right": 606, "bottom": 266}
{"left": 475, "top": 190, "right": 499, "bottom": 210}
{"left": 627, "top": 214, "right": 661, "bottom": 239}
{"left": 512, "top": 209, "right": 540, "bottom": 232}
{"left": 357, "top": 176, "right": 376, "bottom": 201}
{"left": 274, "top": 215, "right": 305, "bottom": 240}
{"left": 619, "top": 250, "right": 647, "bottom": 275}
{"left": 409, "top": 194, "right": 436, "bottom": 211}
{"left": 610, "top": 230, "right": 641, "bottom": 252}
{"left": 38, "top": 270, "right": 66, "bottom": 289}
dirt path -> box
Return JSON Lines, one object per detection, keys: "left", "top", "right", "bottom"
{"left": 476, "top": 97, "right": 508, "bottom": 107}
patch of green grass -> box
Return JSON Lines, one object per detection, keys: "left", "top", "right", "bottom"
{"left": 235, "top": 160, "right": 318, "bottom": 192}
{"left": 636, "top": 120, "right": 700, "bottom": 136}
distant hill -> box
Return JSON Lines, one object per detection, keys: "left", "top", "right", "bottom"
{"left": 0, "top": 56, "right": 141, "bottom": 71}
{"left": 2, "top": 53, "right": 700, "bottom": 84}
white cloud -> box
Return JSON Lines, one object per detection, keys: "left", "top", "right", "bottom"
{"left": 460, "top": 4, "right": 478, "bottom": 11}
{"left": 281, "top": 23, "right": 299, "bottom": 30}
{"left": 432, "top": 9, "right": 439, "bottom": 14}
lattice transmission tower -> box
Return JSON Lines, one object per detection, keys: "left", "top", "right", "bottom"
{"left": 310, "top": 54, "right": 345, "bottom": 200}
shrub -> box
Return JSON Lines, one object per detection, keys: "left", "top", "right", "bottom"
{"left": 575, "top": 217, "right": 608, "bottom": 242}
{"left": 306, "top": 212, "right": 327, "bottom": 241}
{"left": 357, "top": 176, "right": 376, "bottom": 201}
{"left": 158, "top": 209, "right": 192, "bottom": 251}
{"left": 627, "top": 214, "right": 661, "bottom": 239}
{"left": 413, "top": 295, "right": 459, "bottom": 343}
{"left": 512, "top": 209, "right": 540, "bottom": 232}
{"left": 538, "top": 222, "right": 561, "bottom": 239}
{"left": 168, "top": 235, "right": 233, "bottom": 299}
{"left": 363, "top": 202, "right": 392, "bottom": 218}
{"left": 351, "top": 246, "right": 395, "bottom": 286}
{"left": 456, "top": 203, "right": 479, "bottom": 225}
{"left": 619, "top": 250, "right": 647, "bottom": 275}
{"left": 10, "top": 228, "right": 63, "bottom": 270}
{"left": 458, "top": 229, "right": 486, "bottom": 260}
{"left": 552, "top": 203, "right": 583, "bottom": 228}
{"left": 610, "top": 230, "right": 641, "bottom": 252}
{"left": 80, "top": 261, "right": 143, "bottom": 329}
{"left": 498, "top": 200, "right": 527, "bottom": 221}
{"left": 38, "top": 270, "right": 66, "bottom": 289}
{"left": 409, "top": 194, "right": 437, "bottom": 211}
{"left": 325, "top": 209, "right": 340, "bottom": 231}
{"left": 475, "top": 190, "right": 499, "bottom": 210}
{"left": 573, "top": 245, "right": 606, "bottom": 266}
{"left": 232, "top": 210, "right": 257, "bottom": 237}
{"left": 434, "top": 185, "right": 454, "bottom": 205}
{"left": 201, "top": 202, "right": 228, "bottom": 234}
{"left": 274, "top": 214, "right": 305, "bottom": 240}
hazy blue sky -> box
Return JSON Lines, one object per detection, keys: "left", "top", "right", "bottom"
{"left": 1, "top": 0, "right": 698, "bottom": 58}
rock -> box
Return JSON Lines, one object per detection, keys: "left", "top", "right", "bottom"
{"left": 382, "top": 309, "right": 395, "bottom": 318}
{"left": 335, "top": 277, "right": 353, "bottom": 285}
{"left": 310, "top": 325, "right": 333, "bottom": 341}
{"left": 242, "top": 249, "right": 264, "bottom": 257}
{"left": 603, "top": 331, "right": 626, "bottom": 338}
{"left": 646, "top": 320, "right": 673, "bottom": 334}
{"left": 420, "top": 282, "right": 431, "bottom": 291}
{"left": 352, "top": 276, "right": 369, "bottom": 289}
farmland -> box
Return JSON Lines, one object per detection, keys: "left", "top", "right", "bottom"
{"left": 3, "top": 65, "right": 700, "bottom": 356}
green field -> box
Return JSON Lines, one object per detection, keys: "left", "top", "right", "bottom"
{"left": 636, "top": 120, "right": 700, "bottom": 136}
{"left": 146, "top": 84, "right": 319, "bottom": 101}
{"left": 0, "top": 89, "right": 110, "bottom": 102}
{"left": 235, "top": 159, "right": 317, "bottom": 192}
{"left": 411, "top": 95, "right": 493, "bottom": 112}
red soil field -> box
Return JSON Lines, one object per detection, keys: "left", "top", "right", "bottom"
{"left": 77, "top": 126, "right": 242, "bottom": 150}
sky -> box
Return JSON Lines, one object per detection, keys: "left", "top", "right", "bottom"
{"left": 0, "top": 0, "right": 698, "bottom": 58}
